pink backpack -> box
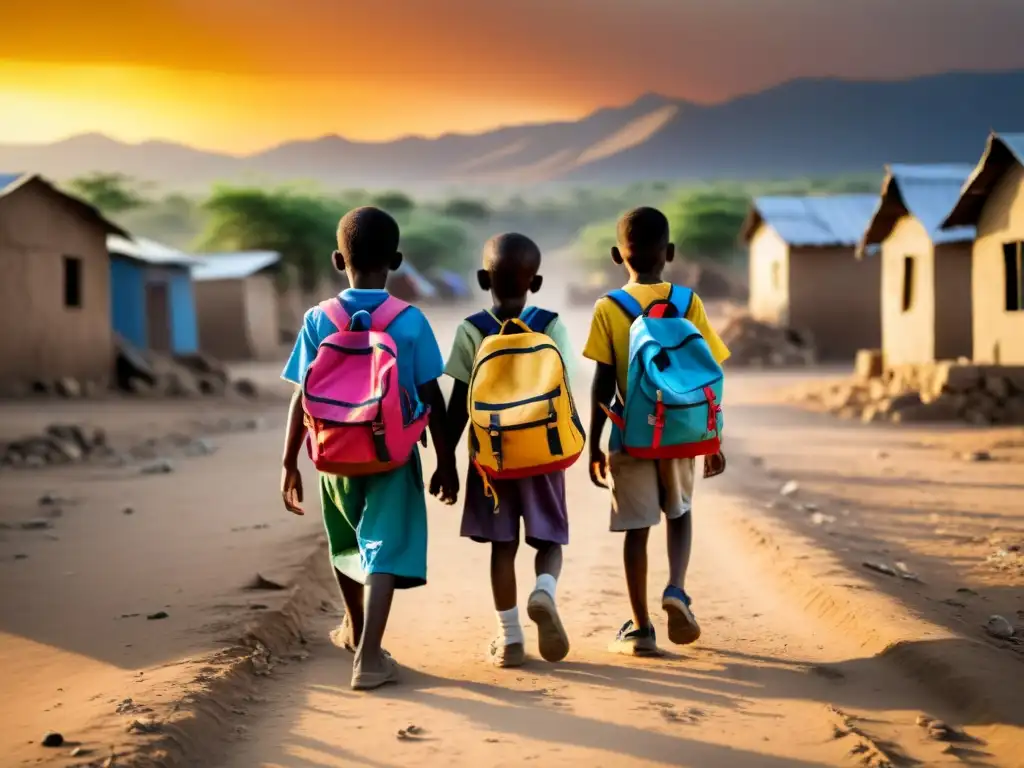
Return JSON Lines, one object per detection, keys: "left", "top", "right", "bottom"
{"left": 302, "top": 296, "right": 429, "bottom": 476}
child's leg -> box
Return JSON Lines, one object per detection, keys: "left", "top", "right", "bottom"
{"left": 333, "top": 569, "right": 365, "bottom": 648}
{"left": 489, "top": 539, "right": 526, "bottom": 667}
{"left": 491, "top": 539, "right": 520, "bottom": 611}
{"left": 623, "top": 527, "right": 651, "bottom": 628}
{"left": 355, "top": 572, "right": 396, "bottom": 674}
{"left": 666, "top": 512, "right": 692, "bottom": 590}
{"left": 527, "top": 540, "right": 569, "bottom": 662}
{"left": 608, "top": 452, "right": 661, "bottom": 655}
{"left": 660, "top": 459, "right": 700, "bottom": 645}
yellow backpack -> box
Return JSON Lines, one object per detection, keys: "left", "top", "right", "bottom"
{"left": 465, "top": 308, "right": 585, "bottom": 510}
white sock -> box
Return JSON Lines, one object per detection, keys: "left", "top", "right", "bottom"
{"left": 497, "top": 607, "right": 524, "bottom": 646}
{"left": 535, "top": 573, "right": 557, "bottom": 601}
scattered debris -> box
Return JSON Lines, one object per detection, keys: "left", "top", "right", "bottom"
{"left": 41, "top": 732, "right": 64, "bottom": 747}
{"left": 245, "top": 573, "right": 288, "bottom": 591}
{"left": 19, "top": 518, "right": 53, "bottom": 531}
{"left": 893, "top": 561, "right": 922, "bottom": 582}
{"left": 984, "top": 615, "right": 1015, "bottom": 640}
{"left": 250, "top": 642, "right": 273, "bottom": 676}
{"left": 789, "top": 362, "right": 1024, "bottom": 426}
{"left": 962, "top": 450, "right": 993, "bottom": 462}
{"left": 780, "top": 480, "right": 800, "bottom": 497}
{"left": 810, "top": 512, "right": 837, "bottom": 526}
{"left": 140, "top": 459, "right": 175, "bottom": 475}
{"left": 69, "top": 746, "right": 90, "bottom": 757}
{"left": 397, "top": 724, "right": 424, "bottom": 740}
{"left": 122, "top": 506, "right": 135, "bottom": 516}
{"left": 862, "top": 561, "right": 898, "bottom": 578}
{"left": 146, "top": 611, "right": 169, "bottom": 621}
{"left": 718, "top": 312, "right": 816, "bottom": 367}
{"left": 126, "top": 718, "right": 162, "bottom": 734}
{"left": 234, "top": 379, "right": 259, "bottom": 399}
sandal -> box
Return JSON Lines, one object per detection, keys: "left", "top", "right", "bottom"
{"left": 351, "top": 652, "right": 400, "bottom": 691}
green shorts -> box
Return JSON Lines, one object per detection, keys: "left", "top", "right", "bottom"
{"left": 319, "top": 451, "right": 427, "bottom": 589}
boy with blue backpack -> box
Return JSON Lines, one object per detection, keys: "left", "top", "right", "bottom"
{"left": 280, "top": 207, "right": 458, "bottom": 690}
{"left": 583, "top": 207, "right": 729, "bottom": 657}
{"left": 436, "top": 233, "right": 583, "bottom": 668}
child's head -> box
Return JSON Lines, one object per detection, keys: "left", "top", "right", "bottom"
{"left": 477, "top": 233, "right": 542, "bottom": 302}
{"left": 332, "top": 206, "right": 402, "bottom": 286}
{"left": 612, "top": 206, "right": 674, "bottom": 278}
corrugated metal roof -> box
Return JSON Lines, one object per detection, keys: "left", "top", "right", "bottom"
{"left": 192, "top": 251, "right": 281, "bottom": 281}
{"left": 748, "top": 194, "right": 878, "bottom": 247}
{"left": 943, "top": 131, "right": 1024, "bottom": 229}
{"left": 107, "top": 235, "right": 200, "bottom": 268}
{"left": 860, "top": 164, "right": 974, "bottom": 253}
{"left": 0, "top": 173, "right": 24, "bottom": 193}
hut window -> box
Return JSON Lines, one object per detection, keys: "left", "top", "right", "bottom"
{"left": 1004, "top": 242, "right": 1023, "bottom": 312}
{"left": 901, "top": 256, "right": 915, "bottom": 312}
{"left": 63, "top": 256, "right": 82, "bottom": 309}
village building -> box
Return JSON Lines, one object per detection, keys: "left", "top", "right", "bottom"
{"left": 192, "top": 251, "right": 284, "bottom": 361}
{"left": 107, "top": 235, "right": 200, "bottom": 355}
{"left": 740, "top": 194, "right": 881, "bottom": 360}
{"left": 942, "top": 132, "right": 1024, "bottom": 365}
{"left": 386, "top": 260, "right": 437, "bottom": 304}
{"left": 0, "top": 173, "right": 126, "bottom": 390}
{"left": 859, "top": 164, "right": 975, "bottom": 367}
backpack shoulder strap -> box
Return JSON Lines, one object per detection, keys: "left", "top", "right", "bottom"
{"left": 521, "top": 307, "right": 558, "bottom": 333}
{"left": 466, "top": 310, "right": 502, "bottom": 337}
{"left": 318, "top": 298, "right": 350, "bottom": 331}
{"left": 668, "top": 285, "right": 695, "bottom": 318}
{"left": 369, "top": 295, "right": 411, "bottom": 331}
{"left": 605, "top": 289, "right": 643, "bottom": 321}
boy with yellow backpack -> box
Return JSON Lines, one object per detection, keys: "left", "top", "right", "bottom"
{"left": 435, "top": 233, "right": 584, "bottom": 668}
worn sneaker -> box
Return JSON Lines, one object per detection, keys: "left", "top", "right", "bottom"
{"left": 526, "top": 588, "right": 570, "bottom": 662}
{"left": 488, "top": 637, "right": 526, "bottom": 668}
{"left": 662, "top": 586, "right": 701, "bottom": 645}
{"left": 608, "top": 620, "right": 662, "bottom": 657}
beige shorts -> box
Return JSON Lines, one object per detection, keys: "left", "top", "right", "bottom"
{"left": 608, "top": 452, "right": 695, "bottom": 532}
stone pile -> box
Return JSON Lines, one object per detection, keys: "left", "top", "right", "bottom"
{"left": 792, "top": 359, "right": 1024, "bottom": 425}
{"left": 0, "top": 424, "right": 111, "bottom": 469}
{"left": 718, "top": 312, "right": 816, "bottom": 367}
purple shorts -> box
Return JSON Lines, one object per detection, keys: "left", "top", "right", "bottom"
{"left": 460, "top": 468, "right": 569, "bottom": 546}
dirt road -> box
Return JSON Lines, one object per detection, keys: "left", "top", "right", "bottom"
{"left": 3, "top": 302, "right": 1022, "bottom": 767}
{"left": 211, "top": 310, "right": 1024, "bottom": 768}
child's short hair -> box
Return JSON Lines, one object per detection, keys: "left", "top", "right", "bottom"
{"left": 482, "top": 233, "right": 541, "bottom": 299}
{"left": 336, "top": 207, "right": 400, "bottom": 272}
{"left": 617, "top": 206, "right": 669, "bottom": 253}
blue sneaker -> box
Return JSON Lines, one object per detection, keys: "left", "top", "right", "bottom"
{"left": 608, "top": 620, "right": 662, "bottom": 657}
{"left": 662, "top": 586, "right": 701, "bottom": 645}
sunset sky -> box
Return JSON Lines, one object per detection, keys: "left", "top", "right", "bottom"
{"left": 3, "top": 0, "right": 1024, "bottom": 154}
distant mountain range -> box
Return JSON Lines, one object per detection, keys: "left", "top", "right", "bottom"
{"left": 4, "top": 70, "right": 1024, "bottom": 188}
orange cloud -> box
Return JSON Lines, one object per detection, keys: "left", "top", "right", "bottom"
{"left": 3, "top": 0, "right": 1023, "bottom": 152}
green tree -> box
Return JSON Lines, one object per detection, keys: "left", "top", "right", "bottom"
{"left": 666, "top": 190, "right": 748, "bottom": 261}
{"left": 198, "top": 187, "right": 341, "bottom": 291}
{"left": 399, "top": 214, "right": 472, "bottom": 272}
{"left": 440, "top": 197, "right": 491, "bottom": 222}
{"left": 68, "top": 172, "right": 147, "bottom": 214}
{"left": 371, "top": 191, "right": 415, "bottom": 217}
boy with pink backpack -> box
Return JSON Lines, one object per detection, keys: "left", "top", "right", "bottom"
{"left": 280, "top": 207, "right": 458, "bottom": 691}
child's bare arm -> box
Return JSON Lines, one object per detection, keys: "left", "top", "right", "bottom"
{"left": 281, "top": 388, "right": 306, "bottom": 515}
{"left": 419, "top": 379, "right": 459, "bottom": 504}
{"left": 445, "top": 380, "right": 470, "bottom": 450}
{"left": 589, "top": 362, "right": 617, "bottom": 488}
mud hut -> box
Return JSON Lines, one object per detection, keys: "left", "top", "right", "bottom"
{"left": 942, "top": 132, "right": 1024, "bottom": 365}
{"left": 107, "top": 235, "right": 200, "bottom": 355}
{"left": 192, "top": 251, "right": 282, "bottom": 361}
{"left": 740, "top": 194, "right": 881, "bottom": 360}
{"left": 386, "top": 260, "right": 436, "bottom": 303}
{"left": 859, "top": 164, "right": 975, "bottom": 367}
{"left": 0, "top": 173, "right": 127, "bottom": 390}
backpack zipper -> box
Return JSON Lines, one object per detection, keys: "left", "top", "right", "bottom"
{"left": 473, "top": 386, "right": 561, "bottom": 411}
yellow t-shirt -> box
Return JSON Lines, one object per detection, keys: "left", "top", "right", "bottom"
{"left": 582, "top": 283, "right": 730, "bottom": 396}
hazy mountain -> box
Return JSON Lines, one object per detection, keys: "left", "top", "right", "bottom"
{"left": 3, "top": 71, "right": 1024, "bottom": 188}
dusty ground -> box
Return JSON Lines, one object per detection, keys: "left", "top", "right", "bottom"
{"left": 2, "top": 301, "right": 1022, "bottom": 767}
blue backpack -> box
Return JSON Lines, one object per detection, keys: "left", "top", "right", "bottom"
{"left": 602, "top": 286, "right": 724, "bottom": 459}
